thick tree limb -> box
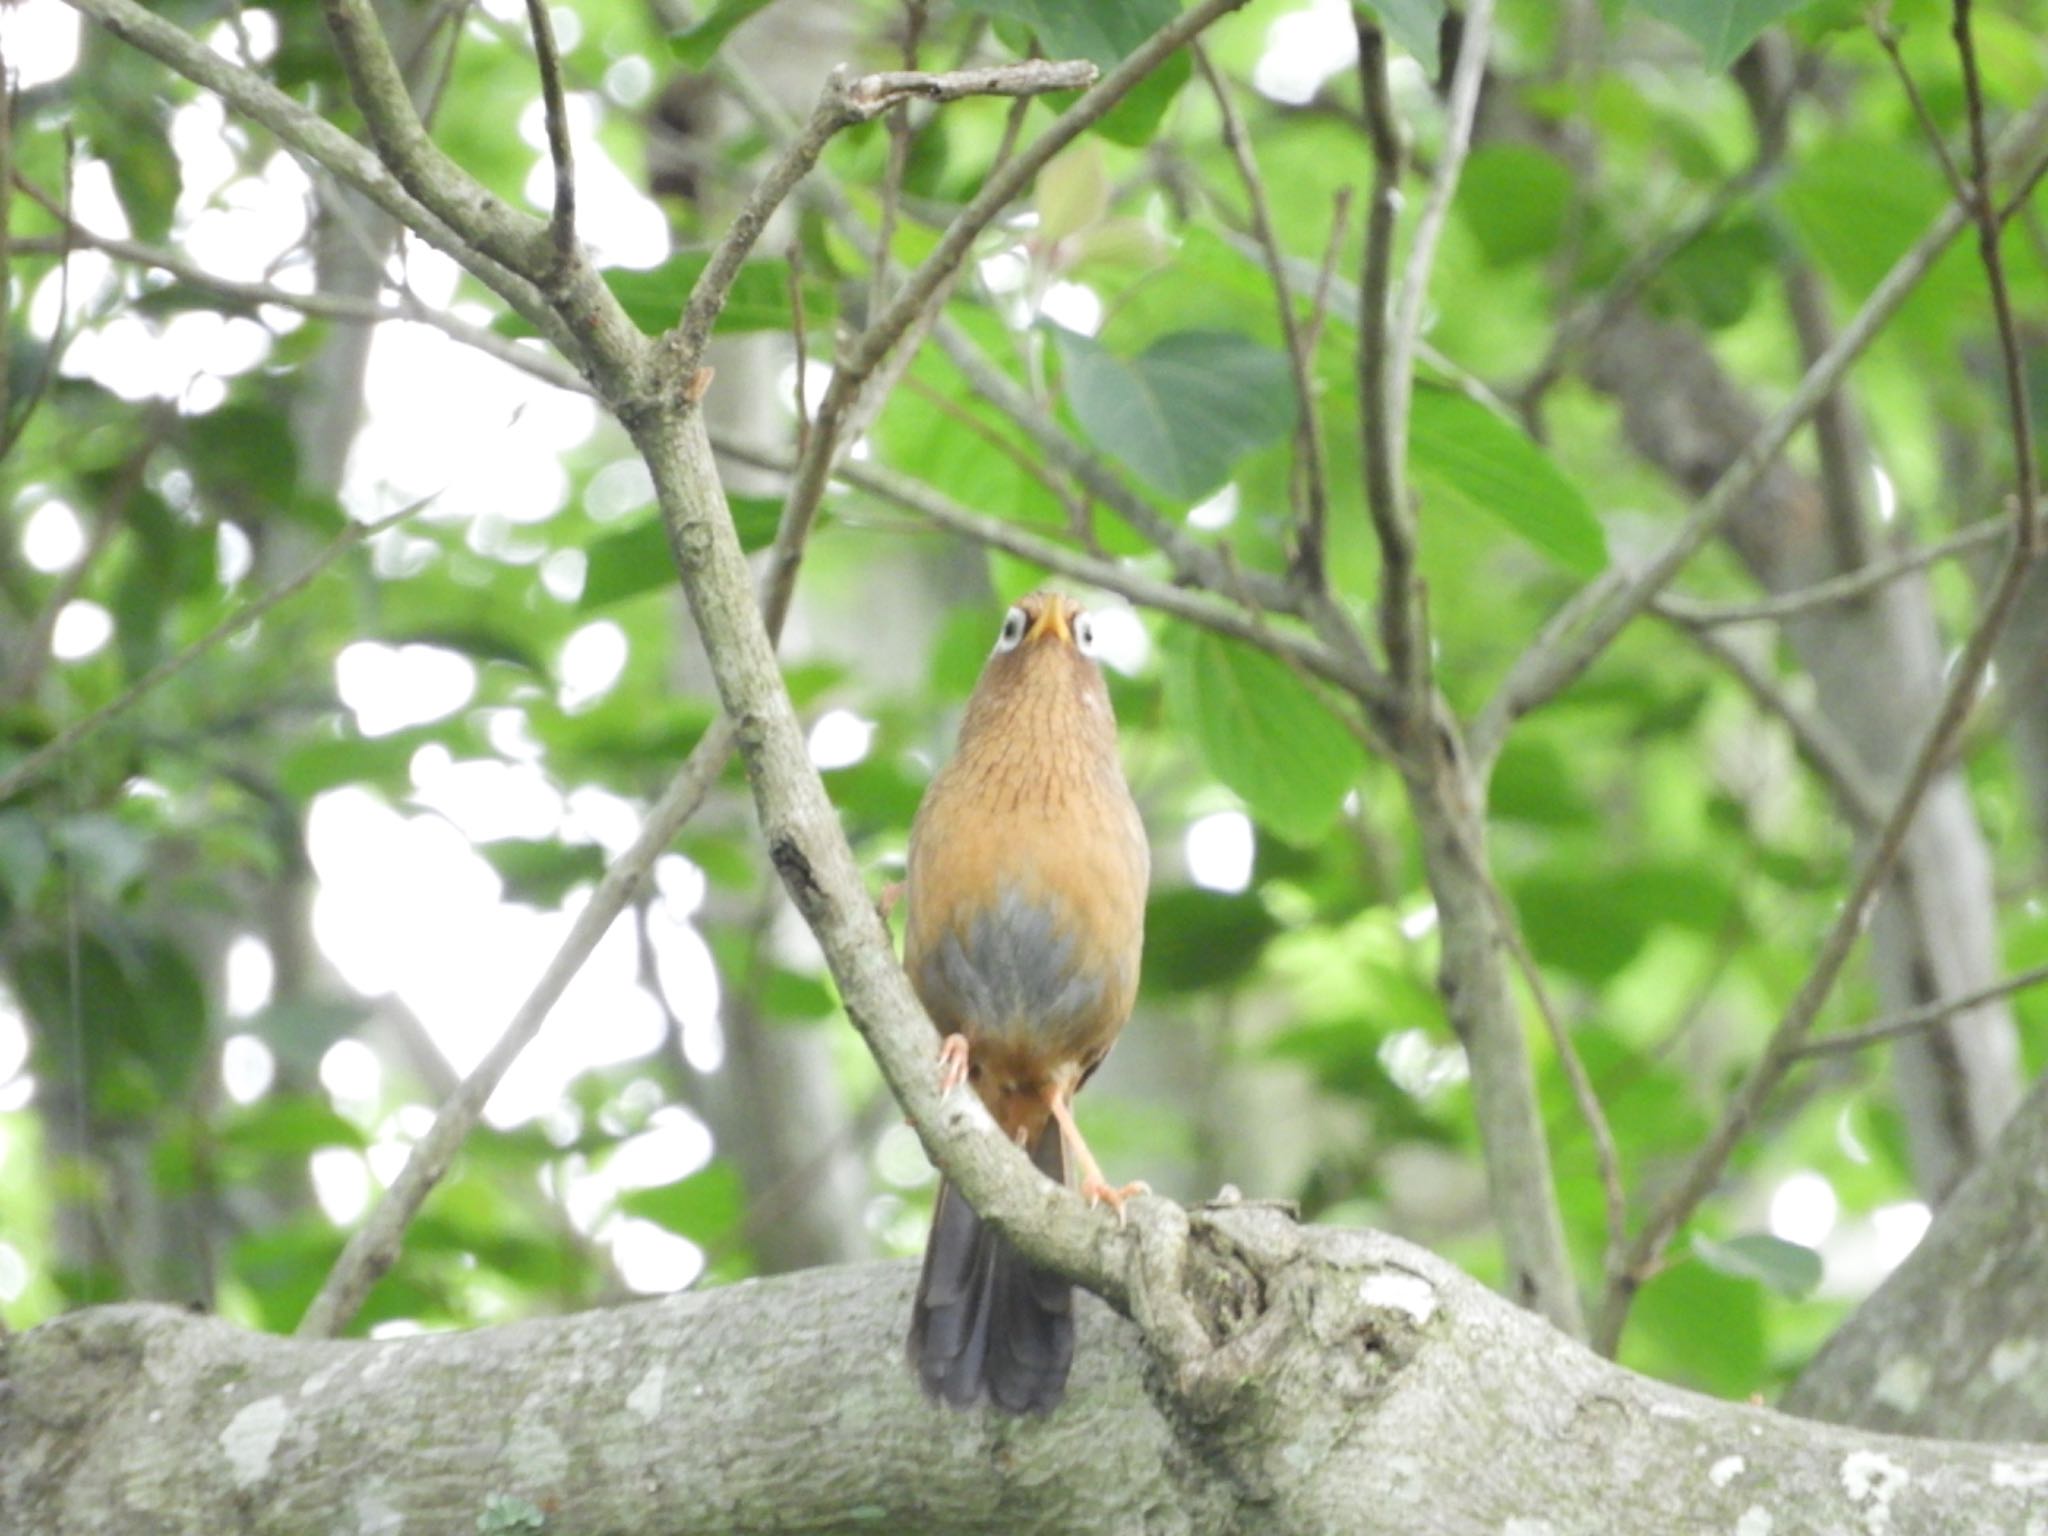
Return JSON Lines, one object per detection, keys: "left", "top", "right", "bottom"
{"left": 1786, "top": 1068, "right": 2048, "bottom": 1440}
{"left": 10, "top": 1220, "right": 2048, "bottom": 1535}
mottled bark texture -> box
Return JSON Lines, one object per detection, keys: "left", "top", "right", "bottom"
{"left": 1786, "top": 1069, "right": 2048, "bottom": 1440}
{"left": 8, "top": 1215, "right": 2048, "bottom": 1536}
{"left": 1584, "top": 308, "right": 2021, "bottom": 1200}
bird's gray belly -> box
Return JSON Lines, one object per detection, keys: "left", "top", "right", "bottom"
{"left": 916, "top": 885, "right": 1107, "bottom": 1046}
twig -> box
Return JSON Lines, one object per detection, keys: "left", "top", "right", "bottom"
{"left": 0, "top": 498, "right": 435, "bottom": 805}
{"left": 1386, "top": 0, "right": 1492, "bottom": 452}
{"left": 1474, "top": 90, "right": 2048, "bottom": 770}
{"left": 1355, "top": 22, "right": 1418, "bottom": 698}
{"left": 522, "top": 0, "right": 575, "bottom": 266}
{"left": 787, "top": 240, "right": 811, "bottom": 456}
{"left": 1654, "top": 516, "right": 2014, "bottom": 627}
{"left": 870, "top": 0, "right": 926, "bottom": 322}
{"left": 1792, "top": 960, "right": 2048, "bottom": 1061}
{"left": 672, "top": 58, "right": 1097, "bottom": 367}
{"left": 1301, "top": 187, "right": 1354, "bottom": 360}
{"left": 1193, "top": 41, "right": 1330, "bottom": 589}
{"left": 1484, "top": 873, "right": 1628, "bottom": 1313}
{"left": 1872, "top": 12, "right": 1970, "bottom": 203}
{"left": 1955, "top": 0, "right": 2039, "bottom": 557}
{"left": 295, "top": 718, "right": 736, "bottom": 1336}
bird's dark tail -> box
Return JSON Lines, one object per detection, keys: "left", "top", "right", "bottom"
{"left": 907, "top": 1120, "right": 1074, "bottom": 1414}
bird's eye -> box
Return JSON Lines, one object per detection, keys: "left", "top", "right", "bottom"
{"left": 1074, "top": 613, "right": 1098, "bottom": 657}
{"left": 995, "top": 606, "right": 1027, "bottom": 653}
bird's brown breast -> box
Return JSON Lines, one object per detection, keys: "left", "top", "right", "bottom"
{"left": 902, "top": 625, "right": 1147, "bottom": 1117}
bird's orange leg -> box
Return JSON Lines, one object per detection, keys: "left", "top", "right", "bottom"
{"left": 1046, "top": 1090, "right": 1148, "bottom": 1222}
{"left": 936, "top": 1033, "right": 972, "bottom": 1097}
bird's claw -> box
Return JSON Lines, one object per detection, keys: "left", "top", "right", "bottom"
{"left": 1081, "top": 1177, "right": 1150, "bottom": 1225}
{"left": 936, "top": 1033, "right": 971, "bottom": 1097}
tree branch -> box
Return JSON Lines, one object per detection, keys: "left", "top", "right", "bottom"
{"left": 670, "top": 58, "right": 1096, "bottom": 367}
{"left": 1192, "top": 42, "right": 1330, "bottom": 588}
{"left": 1654, "top": 516, "right": 2014, "bottom": 628}
{"left": 1790, "top": 960, "right": 2048, "bottom": 1061}
{"left": 522, "top": 0, "right": 575, "bottom": 265}
{"left": 14, "top": 1222, "right": 2048, "bottom": 1535}
{"left": 294, "top": 720, "right": 734, "bottom": 1336}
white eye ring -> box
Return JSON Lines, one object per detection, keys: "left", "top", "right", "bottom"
{"left": 1074, "top": 612, "right": 1098, "bottom": 657}
{"left": 995, "top": 606, "right": 1027, "bottom": 653}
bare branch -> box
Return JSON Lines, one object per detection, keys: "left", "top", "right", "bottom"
{"left": 1791, "top": 960, "right": 2048, "bottom": 1062}
{"left": 1955, "top": 0, "right": 2040, "bottom": 557}
{"left": 1193, "top": 41, "right": 1330, "bottom": 588}
{"left": 318, "top": 0, "right": 551, "bottom": 279}
{"left": 523, "top": 0, "right": 576, "bottom": 264}
{"left": 1355, "top": 23, "right": 1418, "bottom": 698}
{"left": 1386, "top": 0, "right": 1493, "bottom": 450}
{"left": 0, "top": 499, "right": 434, "bottom": 806}
{"left": 1654, "top": 516, "right": 2014, "bottom": 628}
{"left": 848, "top": 58, "right": 1095, "bottom": 109}
{"left": 671, "top": 57, "right": 1098, "bottom": 366}
{"left": 296, "top": 718, "right": 735, "bottom": 1336}
{"left": 1872, "top": 12, "right": 1969, "bottom": 203}
{"left": 869, "top": 0, "right": 928, "bottom": 323}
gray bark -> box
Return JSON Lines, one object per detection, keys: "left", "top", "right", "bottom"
{"left": 8, "top": 1213, "right": 2047, "bottom": 1535}
{"left": 1785, "top": 1068, "right": 2048, "bottom": 1441}
{"left": 1584, "top": 308, "right": 2022, "bottom": 1200}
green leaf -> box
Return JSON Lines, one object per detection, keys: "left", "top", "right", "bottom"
{"left": 1625, "top": 1257, "right": 1766, "bottom": 1396}
{"left": 1057, "top": 328, "right": 1297, "bottom": 502}
{"left": 619, "top": 1160, "right": 745, "bottom": 1244}
{"left": 1408, "top": 385, "right": 1606, "bottom": 575}
{"left": 1357, "top": 0, "right": 1445, "bottom": 75}
{"left": 479, "top": 838, "right": 606, "bottom": 905}
{"left": 1631, "top": 0, "right": 1818, "bottom": 71}
{"left": 1093, "top": 49, "right": 1190, "bottom": 148}
{"left": 218, "top": 1100, "right": 370, "bottom": 1160}
{"left": 187, "top": 403, "right": 301, "bottom": 508}
{"left": 668, "top": 0, "right": 781, "bottom": 67}
{"left": 1163, "top": 629, "right": 1366, "bottom": 845}
{"left": 579, "top": 498, "right": 779, "bottom": 611}
{"left": 957, "top": 0, "right": 1177, "bottom": 68}
{"left": 1693, "top": 1232, "right": 1823, "bottom": 1298}
{"left": 1457, "top": 145, "right": 1573, "bottom": 267}
{"left": 1142, "top": 889, "right": 1280, "bottom": 994}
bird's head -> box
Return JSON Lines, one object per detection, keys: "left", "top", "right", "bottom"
{"left": 957, "top": 591, "right": 1118, "bottom": 750}
{"left": 990, "top": 590, "right": 1100, "bottom": 659}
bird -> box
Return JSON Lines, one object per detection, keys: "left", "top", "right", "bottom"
{"left": 902, "top": 590, "right": 1150, "bottom": 1415}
